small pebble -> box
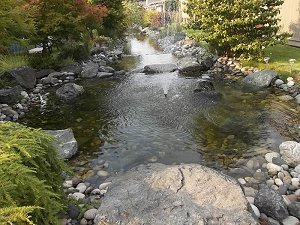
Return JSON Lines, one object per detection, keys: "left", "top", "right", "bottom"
{"left": 83, "top": 208, "right": 98, "bottom": 220}
{"left": 238, "top": 178, "right": 246, "bottom": 185}
{"left": 250, "top": 204, "right": 260, "bottom": 217}
{"left": 275, "top": 178, "right": 283, "bottom": 186}
{"left": 282, "top": 216, "right": 299, "bottom": 225}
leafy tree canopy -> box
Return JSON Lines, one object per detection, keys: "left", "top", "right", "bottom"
{"left": 186, "top": 0, "right": 289, "bottom": 59}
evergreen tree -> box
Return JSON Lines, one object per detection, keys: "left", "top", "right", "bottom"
{"left": 185, "top": 0, "right": 289, "bottom": 59}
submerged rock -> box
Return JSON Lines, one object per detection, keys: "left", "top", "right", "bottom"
{"left": 143, "top": 64, "right": 178, "bottom": 74}
{"left": 194, "top": 79, "right": 215, "bottom": 92}
{"left": 46, "top": 128, "right": 78, "bottom": 159}
{"left": 243, "top": 70, "right": 277, "bottom": 89}
{"left": 56, "top": 83, "right": 84, "bottom": 102}
{"left": 178, "top": 57, "right": 204, "bottom": 76}
{"left": 94, "top": 163, "right": 257, "bottom": 225}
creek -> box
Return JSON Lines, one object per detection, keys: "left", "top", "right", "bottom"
{"left": 21, "top": 36, "right": 300, "bottom": 182}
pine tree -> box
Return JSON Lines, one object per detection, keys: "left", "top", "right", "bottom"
{"left": 185, "top": 0, "right": 289, "bottom": 59}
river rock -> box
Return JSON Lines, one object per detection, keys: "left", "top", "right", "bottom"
{"left": 279, "top": 141, "right": 300, "bottom": 167}
{"left": 61, "top": 64, "right": 83, "bottom": 76}
{"left": 295, "top": 94, "right": 300, "bottom": 104}
{"left": 265, "top": 152, "right": 280, "bottom": 163}
{"left": 254, "top": 186, "right": 289, "bottom": 220}
{"left": 81, "top": 62, "right": 99, "bottom": 78}
{"left": 197, "top": 54, "right": 215, "bottom": 70}
{"left": 282, "top": 216, "right": 299, "bottom": 225}
{"left": 84, "top": 208, "right": 98, "bottom": 220}
{"left": 288, "top": 202, "right": 300, "bottom": 219}
{"left": 0, "top": 85, "right": 22, "bottom": 104}
{"left": 36, "top": 69, "right": 56, "bottom": 79}
{"left": 7, "top": 67, "right": 36, "bottom": 89}
{"left": 97, "top": 72, "right": 114, "bottom": 78}
{"left": 94, "top": 163, "right": 257, "bottom": 225}
{"left": 194, "top": 79, "right": 215, "bottom": 92}
{"left": 56, "top": 83, "right": 84, "bottom": 102}
{"left": 68, "top": 204, "right": 80, "bottom": 219}
{"left": 178, "top": 57, "right": 205, "bottom": 76}
{"left": 143, "top": 64, "right": 178, "bottom": 74}
{"left": 243, "top": 70, "right": 277, "bottom": 88}
{"left": 46, "top": 128, "right": 78, "bottom": 159}
{"left": 99, "top": 66, "right": 115, "bottom": 73}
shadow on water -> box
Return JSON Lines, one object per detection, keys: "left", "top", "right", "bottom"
{"left": 21, "top": 37, "right": 300, "bottom": 178}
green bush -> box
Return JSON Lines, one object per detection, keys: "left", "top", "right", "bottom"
{"left": 0, "top": 122, "right": 70, "bottom": 225}
{"left": 58, "top": 41, "right": 90, "bottom": 61}
{"left": 28, "top": 53, "right": 74, "bottom": 70}
{"left": 185, "top": 0, "right": 290, "bottom": 60}
{"left": 0, "top": 54, "right": 28, "bottom": 76}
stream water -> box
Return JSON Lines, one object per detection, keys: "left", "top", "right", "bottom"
{"left": 22, "top": 37, "right": 300, "bottom": 181}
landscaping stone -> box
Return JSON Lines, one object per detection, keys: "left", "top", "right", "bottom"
{"left": 194, "top": 79, "right": 215, "bottom": 92}
{"left": 68, "top": 205, "right": 80, "bottom": 219}
{"left": 243, "top": 70, "right": 277, "bottom": 88}
{"left": 254, "top": 186, "right": 289, "bottom": 220}
{"left": 178, "top": 57, "right": 205, "bottom": 76}
{"left": 281, "top": 216, "right": 299, "bottom": 225}
{"left": 61, "top": 64, "right": 83, "bottom": 76}
{"left": 97, "top": 72, "right": 114, "bottom": 78}
{"left": 0, "top": 86, "right": 22, "bottom": 104}
{"left": 56, "top": 83, "right": 84, "bottom": 102}
{"left": 46, "top": 128, "right": 78, "bottom": 159}
{"left": 287, "top": 202, "right": 300, "bottom": 219}
{"left": 143, "top": 64, "right": 178, "bottom": 74}
{"left": 7, "top": 67, "right": 36, "bottom": 89}
{"left": 94, "top": 163, "right": 257, "bottom": 225}
{"left": 36, "top": 69, "right": 56, "bottom": 79}
{"left": 279, "top": 141, "right": 300, "bottom": 167}
{"left": 84, "top": 208, "right": 98, "bottom": 220}
{"left": 81, "top": 62, "right": 99, "bottom": 78}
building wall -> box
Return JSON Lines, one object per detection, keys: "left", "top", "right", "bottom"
{"left": 279, "top": 0, "right": 300, "bottom": 46}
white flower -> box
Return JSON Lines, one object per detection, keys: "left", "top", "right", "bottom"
{"left": 262, "top": 46, "right": 265, "bottom": 50}
{"left": 264, "top": 23, "right": 269, "bottom": 27}
{"left": 264, "top": 57, "right": 270, "bottom": 63}
{"left": 289, "top": 59, "right": 296, "bottom": 64}
{"left": 261, "top": 5, "right": 268, "bottom": 10}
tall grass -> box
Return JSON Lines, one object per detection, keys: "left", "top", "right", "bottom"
{"left": 0, "top": 54, "right": 28, "bottom": 76}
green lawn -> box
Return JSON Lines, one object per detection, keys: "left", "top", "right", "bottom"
{"left": 242, "top": 44, "right": 300, "bottom": 81}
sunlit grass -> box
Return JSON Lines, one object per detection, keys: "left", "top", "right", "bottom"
{"left": 0, "top": 54, "right": 28, "bottom": 76}
{"left": 242, "top": 44, "right": 300, "bottom": 81}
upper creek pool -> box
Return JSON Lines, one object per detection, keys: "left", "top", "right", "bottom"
{"left": 21, "top": 36, "right": 300, "bottom": 180}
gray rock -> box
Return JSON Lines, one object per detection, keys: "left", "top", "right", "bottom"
{"left": 68, "top": 205, "right": 80, "bottom": 219}
{"left": 61, "top": 64, "right": 83, "bottom": 76}
{"left": 0, "top": 86, "right": 22, "bottom": 104}
{"left": 94, "top": 163, "right": 257, "bottom": 225}
{"left": 254, "top": 186, "right": 289, "bottom": 220}
{"left": 71, "top": 192, "right": 85, "bottom": 200}
{"left": 178, "top": 57, "right": 205, "bottom": 76}
{"left": 7, "top": 67, "right": 36, "bottom": 89}
{"left": 295, "top": 94, "right": 300, "bottom": 104}
{"left": 282, "top": 216, "right": 299, "bottom": 225}
{"left": 56, "top": 83, "right": 84, "bottom": 102}
{"left": 99, "top": 66, "right": 115, "bottom": 73}
{"left": 194, "top": 79, "right": 215, "bottom": 92}
{"left": 80, "top": 218, "right": 88, "bottom": 225}
{"left": 197, "top": 54, "right": 215, "bottom": 69}
{"left": 84, "top": 208, "right": 98, "bottom": 220}
{"left": 275, "top": 79, "right": 284, "bottom": 86}
{"left": 288, "top": 202, "right": 300, "bottom": 219}
{"left": 243, "top": 70, "right": 277, "bottom": 88}
{"left": 295, "top": 164, "right": 300, "bottom": 174}
{"left": 265, "top": 152, "right": 280, "bottom": 163}
{"left": 81, "top": 62, "right": 99, "bottom": 78}
{"left": 279, "top": 141, "right": 300, "bottom": 167}
{"left": 143, "top": 64, "right": 178, "bottom": 74}
{"left": 36, "top": 69, "right": 56, "bottom": 79}
{"left": 97, "top": 72, "right": 114, "bottom": 78}
{"left": 46, "top": 128, "right": 78, "bottom": 159}
{"left": 114, "top": 70, "right": 126, "bottom": 76}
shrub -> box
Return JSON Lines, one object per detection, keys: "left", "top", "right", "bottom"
{"left": 0, "top": 54, "right": 28, "bottom": 76}
{"left": 185, "top": 0, "right": 290, "bottom": 60}
{"left": 58, "top": 41, "right": 90, "bottom": 61}
{"left": 28, "top": 53, "right": 74, "bottom": 70}
{"left": 0, "top": 122, "right": 70, "bottom": 225}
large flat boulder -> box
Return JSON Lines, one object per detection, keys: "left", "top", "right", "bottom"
{"left": 144, "top": 64, "right": 178, "bottom": 74}
{"left": 36, "top": 69, "right": 56, "bottom": 79}
{"left": 56, "top": 83, "right": 84, "bottom": 102}
{"left": 46, "top": 128, "right": 78, "bottom": 159}
{"left": 178, "top": 57, "right": 204, "bottom": 76}
{"left": 7, "top": 66, "right": 36, "bottom": 89}
{"left": 0, "top": 85, "right": 23, "bottom": 104}
{"left": 94, "top": 163, "right": 257, "bottom": 225}
{"left": 243, "top": 70, "right": 277, "bottom": 88}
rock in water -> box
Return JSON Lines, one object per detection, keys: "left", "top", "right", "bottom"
{"left": 243, "top": 70, "right": 277, "bottom": 89}
{"left": 46, "top": 128, "right": 78, "bottom": 159}
{"left": 7, "top": 67, "right": 36, "bottom": 89}
{"left": 254, "top": 186, "right": 289, "bottom": 220}
{"left": 279, "top": 141, "right": 300, "bottom": 167}
{"left": 143, "top": 64, "right": 178, "bottom": 74}
{"left": 94, "top": 163, "right": 257, "bottom": 225}
{"left": 178, "top": 57, "right": 204, "bottom": 76}
{"left": 194, "top": 79, "right": 215, "bottom": 92}
{"left": 81, "top": 62, "right": 99, "bottom": 78}
{"left": 56, "top": 83, "right": 84, "bottom": 102}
